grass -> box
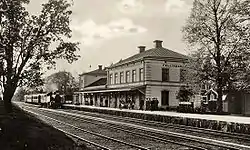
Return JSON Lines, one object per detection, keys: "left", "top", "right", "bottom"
{"left": 0, "top": 101, "right": 91, "bottom": 150}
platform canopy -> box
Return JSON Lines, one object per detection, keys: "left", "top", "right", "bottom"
{"left": 78, "top": 85, "right": 146, "bottom": 95}
{"left": 83, "top": 88, "right": 131, "bottom": 94}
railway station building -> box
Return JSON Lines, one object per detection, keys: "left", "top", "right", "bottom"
{"left": 73, "top": 40, "right": 188, "bottom": 110}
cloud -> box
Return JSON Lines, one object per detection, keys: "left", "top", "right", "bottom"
{"left": 117, "top": 0, "right": 144, "bottom": 14}
{"left": 165, "top": 0, "right": 191, "bottom": 15}
{"left": 70, "top": 18, "right": 147, "bottom": 46}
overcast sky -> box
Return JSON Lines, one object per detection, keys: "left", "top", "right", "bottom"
{"left": 27, "top": 0, "right": 193, "bottom": 77}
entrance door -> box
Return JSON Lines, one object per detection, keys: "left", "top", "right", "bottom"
{"left": 161, "top": 91, "right": 169, "bottom": 106}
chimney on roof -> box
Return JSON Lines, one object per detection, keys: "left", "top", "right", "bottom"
{"left": 98, "top": 65, "right": 102, "bottom": 70}
{"left": 138, "top": 46, "right": 146, "bottom": 53}
{"left": 154, "top": 40, "right": 163, "bottom": 48}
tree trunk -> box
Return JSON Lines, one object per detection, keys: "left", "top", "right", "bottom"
{"left": 217, "top": 88, "right": 223, "bottom": 112}
{"left": 3, "top": 85, "right": 17, "bottom": 113}
{"left": 4, "top": 97, "right": 12, "bottom": 113}
{"left": 217, "top": 78, "right": 223, "bottom": 112}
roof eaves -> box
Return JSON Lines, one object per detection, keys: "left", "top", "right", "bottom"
{"left": 107, "top": 58, "right": 144, "bottom": 69}
{"left": 80, "top": 70, "right": 106, "bottom": 76}
{"left": 144, "top": 56, "right": 188, "bottom": 62}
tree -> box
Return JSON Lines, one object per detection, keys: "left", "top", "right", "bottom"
{"left": 176, "top": 86, "right": 194, "bottom": 102}
{"left": 182, "top": 0, "right": 250, "bottom": 112}
{"left": 45, "top": 71, "right": 79, "bottom": 95}
{"left": 12, "top": 87, "right": 26, "bottom": 102}
{"left": 0, "top": 0, "right": 80, "bottom": 112}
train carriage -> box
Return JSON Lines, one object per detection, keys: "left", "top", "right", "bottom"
{"left": 40, "top": 94, "right": 46, "bottom": 103}
{"left": 24, "top": 91, "right": 64, "bottom": 109}
{"left": 24, "top": 93, "right": 50, "bottom": 106}
{"left": 31, "top": 94, "right": 40, "bottom": 104}
{"left": 24, "top": 95, "right": 32, "bottom": 103}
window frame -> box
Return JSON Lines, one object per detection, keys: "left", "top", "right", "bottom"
{"left": 139, "top": 68, "right": 144, "bottom": 81}
{"left": 120, "top": 72, "right": 124, "bottom": 84}
{"left": 126, "top": 71, "right": 130, "bottom": 83}
{"left": 114, "top": 73, "right": 118, "bottom": 84}
{"left": 162, "top": 68, "right": 169, "bottom": 82}
{"left": 109, "top": 73, "right": 113, "bottom": 84}
{"left": 132, "top": 69, "right": 136, "bottom": 82}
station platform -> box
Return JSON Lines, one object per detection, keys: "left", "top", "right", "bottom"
{"left": 64, "top": 104, "right": 250, "bottom": 124}
{"left": 63, "top": 104, "right": 250, "bottom": 134}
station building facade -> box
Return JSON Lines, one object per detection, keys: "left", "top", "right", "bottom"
{"left": 73, "top": 40, "right": 188, "bottom": 110}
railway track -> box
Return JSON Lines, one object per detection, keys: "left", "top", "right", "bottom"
{"left": 34, "top": 110, "right": 207, "bottom": 149}
{"left": 24, "top": 103, "right": 250, "bottom": 141}
{"left": 18, "top": 103, "right": 250, "bottom": 150}
{"left": 62, "top": 108, "right": 250, "bottom": 144}
{"left": 23, "top": 107, "right": 151, "bottom": 150}
{"left": 20, "top": 105, "right": 196, "bottom": 150}
{"left": 39, "top": 109, "right": 249, "bottom": 150}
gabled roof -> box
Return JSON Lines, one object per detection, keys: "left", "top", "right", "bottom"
{"left": 109, "top": 47, "right": 188, "bottom": 68}
{"left": 205, "top": 88, "right": 218, "bottom": 96}
{"left": 85, "top": 78, "right": 107, "bottom": 87}
{"left": 80, "top": 69, "right": 106, "bottom": 76}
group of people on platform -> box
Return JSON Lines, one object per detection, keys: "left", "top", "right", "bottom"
{"left": 145, "top": 98, "right": 159, "bottom": 111}
{"left": 119, "top": 98, "right": 135, "bottom": 109}
{"left": 119, "top": 98, "right": 159, "bottom": 111}
{"left": 82, "top": 96, "right": 159, "bottom": 111}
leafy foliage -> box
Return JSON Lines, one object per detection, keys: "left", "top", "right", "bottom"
{"left": 182, "top": 0, "right": 250, "bottom": 112}
{"left": 0, "top": 0, "right": 80, "bottom": 111}
{"left": 45, "top": 71, "right": 79, "bottom": 94}
{"left": 12, "top": 87, "right": 26, "bottom": 101}
{"left": 176, "top": 86, "right": 194, "bottom": 102}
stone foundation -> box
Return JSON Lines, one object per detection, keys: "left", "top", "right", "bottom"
{"left": 62, "top": 105, "right": 250, "bottom": 134}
